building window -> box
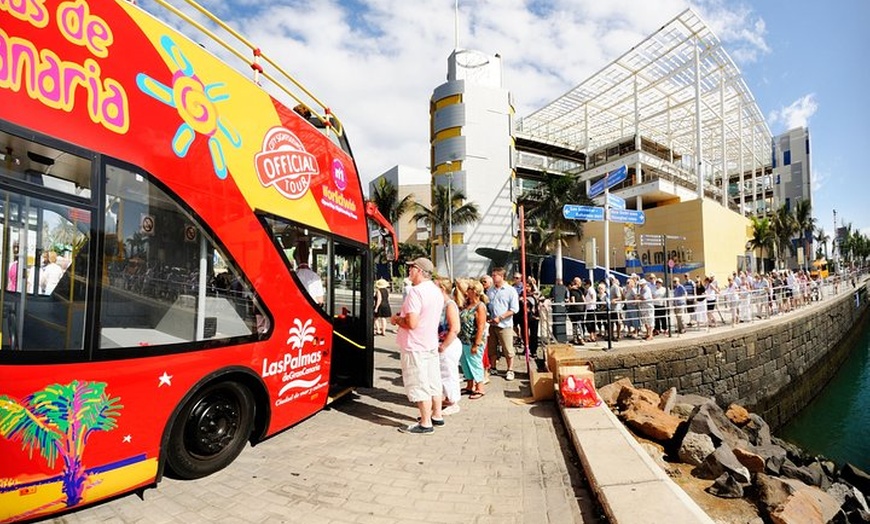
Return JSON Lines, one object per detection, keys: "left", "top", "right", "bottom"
{"left": 783, "top": 150, "right": 791, "bottom": 166}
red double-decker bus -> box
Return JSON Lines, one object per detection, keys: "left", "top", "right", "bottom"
{"left": 0, "top": 1, "right": 395, "bottom": 521}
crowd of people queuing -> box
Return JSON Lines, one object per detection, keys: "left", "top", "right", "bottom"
{"left": 387, "top": 259, "right": 543, "bottom": 434}
{"left": 384, "top": 256, "right": 854, "bottom": 435}
{"left": 548, "top": 267, "right": 849, "bottom": 345}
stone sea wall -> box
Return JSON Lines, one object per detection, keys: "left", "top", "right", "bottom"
{"left": 585, "top": 281, "right": 870, "bottom": 430}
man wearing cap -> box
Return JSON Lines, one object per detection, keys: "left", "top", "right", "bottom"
{"left": 391, "top": 258, "right": 444, "bottom": 434}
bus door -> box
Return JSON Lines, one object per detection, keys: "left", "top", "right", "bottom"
{"left": 329, "top": 241, "right": 373, "bottom": 393}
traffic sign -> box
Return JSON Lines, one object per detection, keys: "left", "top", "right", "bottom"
{"left": 607, "top": 193, "right": 626, "bottom": 210}
{"left": 640, "top": 234, "right": 664, "bottom": 246}
{"left": 588, "top": 165, "right": 628, "bottom": 198}
{"left": 563, "top": 204, "right": 605, "bottom": 221}
{"left": 609, "top": 208, "right": 645, "bottom": 225}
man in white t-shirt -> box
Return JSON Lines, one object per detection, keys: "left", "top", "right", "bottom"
{"left": 40, "top": 251, "right": 65, "bottom": 295}
{"left": 294, "top": 242, "right": 324, "bottom": 305}
{"left": 391, "top": 257, "right": 443, "bottom": 434}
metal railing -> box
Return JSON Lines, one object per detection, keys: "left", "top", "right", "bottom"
{"left": 523, "top": 271, "right": 867, "bottom": 355}
{"left": 143, "top": 0, "right": 346, "bottom": 141}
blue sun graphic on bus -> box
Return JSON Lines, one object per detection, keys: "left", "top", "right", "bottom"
{"left": 136, "top": 35, "right": 242, "bottom": 179}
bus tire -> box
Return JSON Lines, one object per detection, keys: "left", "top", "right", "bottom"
{"left": 166, "top": 380, "right": 254, "bottom": 479}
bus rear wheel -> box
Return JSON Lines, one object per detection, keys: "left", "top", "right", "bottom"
{"left": 166, "top": 380, "right": 254, "bottom": 479}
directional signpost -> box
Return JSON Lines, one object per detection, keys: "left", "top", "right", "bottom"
{"left": 563, "top": 204, "right": 605, "bottom": 221}
{"left": 607, "top": 193, "right": 626, "bottom": 210}
{"left": 608, "top": 208, "right": 645, "bottom": 225}
{"left": 562, "top": 165, "right": 633, "bottom": 350}
{"left": 588, "top": 164, "right": 628, "bottom": 199}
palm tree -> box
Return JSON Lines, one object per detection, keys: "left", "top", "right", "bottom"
{"left": 771, "top": 203, "right": 797, "bottom": 269}
{"left": 412, "top": 185, "right": 480, "bottom": 277}
{"left": 838, "top": 223, "right": 854, "bottom": 263}
{"left": 793, "top": 199, "right": 815, "bottom": 269}
{"left": 0, "top": 380, "right": 123, "bottom": 508}
{"left": 369, "top": 178, "right": 415, "bottom": 229}
{"left": 814, "top": 227, "right": 830, "bottom": 260}
{"left": 519, "top": 173, "right": 591, "bottom": 282}
{"left": 398, "top": 240, "right": 431, "bottom": 276}
{"left": 369, "top": 178, "right": 415, "bottom": 278}
{"left": 748, "top": 216, "right": 774, "bottom": 273}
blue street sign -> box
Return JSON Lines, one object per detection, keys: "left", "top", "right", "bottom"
{"left": 588, "top": 165, "right": 628, "bottom": 198}
{"left": 607, "top": 193, "right": 626, "bottom": 210}
{"left": 608, "top": 208, "right": 645, "bottom": 225}
{"left": 563, "top": 204, "right": 605, "bottom": 221}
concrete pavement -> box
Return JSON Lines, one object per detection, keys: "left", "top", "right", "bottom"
{"left": 47, "top": 332, "right": 602, "bottom": 524}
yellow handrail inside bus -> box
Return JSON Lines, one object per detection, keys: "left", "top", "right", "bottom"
{"left": 333, "top": 330, "right": 366, "bottom": 350}
{"left": 145, "top": 0, "right": 345, "bottom": 139}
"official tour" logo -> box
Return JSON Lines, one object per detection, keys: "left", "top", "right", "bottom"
{"left": 254, "top": 127, "right": 320, "bottom": 199}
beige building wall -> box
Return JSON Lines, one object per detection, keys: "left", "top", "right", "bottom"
{"left": 565, "top": 198, "right": 750, "bottom": 280}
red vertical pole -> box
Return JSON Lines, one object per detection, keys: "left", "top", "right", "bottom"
{"left": 520, "top": 205, "right": 530, "bottom": 374}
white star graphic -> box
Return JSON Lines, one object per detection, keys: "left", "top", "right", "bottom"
{"left": 158, "top": 372, "right": 173, "bottom": 387}
{"left": 123, "top": 435, "right": 132, "bottom": 443}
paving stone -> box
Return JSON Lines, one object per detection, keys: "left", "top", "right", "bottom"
{"left": 46, "top": 316, "right": 598, "bottom": 523}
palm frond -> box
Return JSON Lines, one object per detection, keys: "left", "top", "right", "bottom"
{"left": 0, "top": 395, "right": 62, "bottom": 468}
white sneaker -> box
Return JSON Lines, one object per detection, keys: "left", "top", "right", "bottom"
{"left": 442, "top": 404, "right": 461, "bottom": 416}
{"left": 505, "top": 370, "right": 515, "bottom": 381}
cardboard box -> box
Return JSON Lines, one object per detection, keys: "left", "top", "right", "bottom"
{"left": 546, "top": 343, "right": 578, "bottom": 373}
{"left": 530, "top": 368, "right": 555, "bottom": 401}
{"left": 555, "top": 364, "right": 595, "bottom": 390}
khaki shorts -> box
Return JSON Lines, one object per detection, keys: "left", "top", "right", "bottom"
{"left": 400, "top": 348, "right": 441, "bottom": 402}
{"left": 486, "top": 325, "right": 514, "bottom": 357}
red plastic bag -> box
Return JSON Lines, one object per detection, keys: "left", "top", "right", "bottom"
{"left": 560, "top": 375, "right": 601, "bottom": 408}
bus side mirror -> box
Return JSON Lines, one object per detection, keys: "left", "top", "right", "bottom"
{"left": 381, "top": 229, "right": 395, "bottom": 262}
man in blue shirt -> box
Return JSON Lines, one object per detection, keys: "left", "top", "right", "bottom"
{"left": 486, "top": 267, "right": 520, "bottom": 380}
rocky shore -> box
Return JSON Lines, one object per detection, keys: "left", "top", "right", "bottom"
{"left": 596, "top": 377, "right": 870, "bottom": 523}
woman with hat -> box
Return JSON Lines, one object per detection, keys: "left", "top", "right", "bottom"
{"left": 374, "top": 278, "right": 392, "bottom": 335}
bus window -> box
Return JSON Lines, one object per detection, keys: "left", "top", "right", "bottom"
{"left": 99, "top": 164, "right": 265, "bottom": 349}
{"left": 0, "top": 128, "right": 93, "bottom": 352}
{"left": 261, "top": 217, "right": 329, "bottom": 311}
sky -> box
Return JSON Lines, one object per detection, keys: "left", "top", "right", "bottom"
{"left": 168, "top": 0, "right": 870, "bottom": 238}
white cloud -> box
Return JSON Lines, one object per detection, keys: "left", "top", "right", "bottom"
{"left": 167, "top": 0, "right": 771, "bottom": 185}
{"left": 769, "top": 94, "right": 819, "bottom": 131}
{"left": 811, "top": 167, "right": 828, "bottom": 193}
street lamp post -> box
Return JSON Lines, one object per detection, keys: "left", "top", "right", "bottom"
{"left": 445, "top": 161, "right": 454, "bottom": 280}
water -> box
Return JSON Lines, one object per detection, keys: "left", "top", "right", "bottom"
{"left": 778, "top": 316, "right": 870, "bottom": 471}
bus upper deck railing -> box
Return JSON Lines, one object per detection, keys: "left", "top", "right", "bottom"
{"left": 142, "top": 0, "right": 346, "bottom": 141}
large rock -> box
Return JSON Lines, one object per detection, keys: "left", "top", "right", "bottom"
{"left": 695, "top": 443, "right": 751, "bottom": 484}
{"left": 842, "top": 463, "right": 870, "bottom": 496}
{"left": 621, "top": 402, "right": 682, "bottom": 442}
{"left": 782, "top": 460, "right": 830, "bottom": 490}
{"left": 707, "top": 471, "right": 745, "bottom": 499}
{"left": 827, "top": 482, "right": 870, "bottom": 514}
{"left": 678, "top": 432, "right": 715, "bottom": 466}
{"left": 726, "top": 403, "right": 751, "bottom": 426}
{"left": 617, "top": 385, "right": 661, "bottom": 411}
{"left": 597, "top": 377, "right": 632, "bottom": 408}
{"left": 733, "top": 445, "right": 766, "bottom": 474}
{"left": 771, "top": 487, "right": 842, "bottom": 524}
{"left": 744, "top": 413, "right": 772, "bottom": 447}
{"left": 675, "top": 393, "right": 714, "bottom": 407}
{"left": 758, "top": 474, "right": 842, "bottom": 524}
{"left": 686, "top": 400, "right": 749, "bottom": 448}
{"left": 658, "top": 386, "right": 678, "bottom": 415}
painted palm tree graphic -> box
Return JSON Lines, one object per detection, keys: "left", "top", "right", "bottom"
{"left": 287, "top": 318, "right": 316, "bottom": 349}
{"left": 0, "top": 381, "right": 123, "bottom": 508}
